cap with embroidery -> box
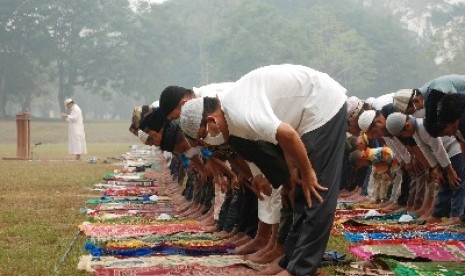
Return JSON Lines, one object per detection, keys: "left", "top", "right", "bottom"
{"left": 393, "top": 89, "right": 414, "bottom": 113}
{"left": 358, "top": 110, "right": 376, "bottom": 132}
{"left": 347, "top": 96, "right": 364, "bottom": 121}
{"left": 386, "top": 112, "right": 407, "bottom": 136}
{"left": 180, "top": 97, "right": 204, "bottom": 139}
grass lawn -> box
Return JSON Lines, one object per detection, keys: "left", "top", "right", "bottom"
{"left": 0, "top": 119, "right": 352, "bottom": 275}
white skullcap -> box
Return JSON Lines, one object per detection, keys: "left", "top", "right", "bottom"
{"left": 386, "top": 112, "right": 407, "bottom": 136}
{"left": 358, "top": 110, "right": 376, "bottom": 132}
{"left": 151, "top": 100, "right": 160, "bottom": 108}
{"left": 180, "top": 97, "right": 204, "bottom": 139}
{"left": 64, "top": 98, "right": 73, "bottom": 105}
{"left": 347, "top": 96, "right": 364, "bottom": 121}
{"left": 393, "top": 89, "right": 414, "bottom": 113}
{"left": 365, "top": 97, "right": 375, "bottom": 105}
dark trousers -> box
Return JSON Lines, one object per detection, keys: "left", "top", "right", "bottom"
{"left": 279, "top": 104, "right": 347, "bottom": 276}
{"left": 397, "top": 171, "right": 410, "bottom": 206}
{"left": 217, "top": 188, "right": 234, "bottom": 231}
{"left": 237, "top": 186, "right": 259, "bottom": 237}
{"left": 433, "top": 154, "right": 465, "bottom": 218}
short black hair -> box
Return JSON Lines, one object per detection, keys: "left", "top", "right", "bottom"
{"left": 201, "top": 97, "right": 221, "bottom": 126}
{"left": 139, "top": 107, "right": 167, "bottom": 132}
{"left": 438, "top": 93, "right": 465, "bottom": 125}
{"left": 159, "top": 86, "right": 193, "bottom": 116}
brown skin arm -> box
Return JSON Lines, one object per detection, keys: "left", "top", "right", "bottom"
{"left": 190, "top": 155, "right": 208, "bottom": 183}
{"left": 209, "top": 157, "right": 239, "bottom": 189}
{"left": 275, "top": 122, "right": 327, "bottom": 207}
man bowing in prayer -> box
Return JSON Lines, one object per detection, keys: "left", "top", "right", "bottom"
{"left": 61, "top": 98, "right": 87, "bottom": 160}
{"left": 180, "top": 64, "right": 347, "bottom": 276}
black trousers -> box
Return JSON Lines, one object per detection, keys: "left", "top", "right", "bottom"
{"left": 279, "top": 104, "right": 347, "bottom": 276}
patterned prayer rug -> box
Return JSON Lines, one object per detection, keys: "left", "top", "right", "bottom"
{"left": 93, "top": 265, "right": 261, "bottom": 276}
{"left": 349, "top": 241, "right": 465, "bottom": 261}
{"left": 79, "top": 223, "right": 206, "bottom": 238}
{"left": 78, "top": 255, "right": 262, "bottom": 273}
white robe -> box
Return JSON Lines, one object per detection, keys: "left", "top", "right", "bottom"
{"left": 66, "top": 104, "right": 87, "bottom": 155}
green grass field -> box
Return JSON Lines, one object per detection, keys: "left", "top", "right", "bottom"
{"left": 0, "top": 119, "right": 351, "bottom": 275}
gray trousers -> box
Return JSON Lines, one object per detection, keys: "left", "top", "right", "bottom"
{"left": 279, "top": 104, "right": 347, "bottom": 276}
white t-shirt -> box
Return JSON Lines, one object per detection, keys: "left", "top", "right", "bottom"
{"left": 193, "top": 82, "right": 235, "bottom": 98}
{"left": 372, "top": 93, "right": 394, "bottom": 111}
{"left": 220, "top": 64, "right": 347, "bottom": 144}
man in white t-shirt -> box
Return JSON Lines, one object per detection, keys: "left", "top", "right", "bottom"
{"left": 180, "top": 64, "right": 347, "bottom": 276}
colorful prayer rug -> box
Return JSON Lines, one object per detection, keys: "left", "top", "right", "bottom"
{"left": 79, "top": 223, "right": 206, "bottom": 238}
{"left": 78, "top": 255, "right": 262, "bottom": 273}
{"left": 349, "top": 241, "right": 465, "bottom": 261}
{"left": 93, "top": 265, "right": 260, "bottom": 276}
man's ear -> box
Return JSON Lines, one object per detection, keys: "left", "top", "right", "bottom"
{"left": 205, "top": 115, "right": 217, "bottom": 124}
{"left": 179, "top": 99, "right": 189, "bottom": 107}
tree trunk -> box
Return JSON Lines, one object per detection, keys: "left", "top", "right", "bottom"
{"left": 0, "top": 71, "right": 7, "bottom": 119}
{"left": 57, "top": 58, "right": 66, "bottom": 113}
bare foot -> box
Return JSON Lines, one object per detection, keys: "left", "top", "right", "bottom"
{"left": 258, "top": 259, "right": 284, "bottom": 275}
{"left": 426, "top": 216, "right": 443, "bottom": 224}
{"left": 249, "top": 245, "right": 284, "bottom": 264}
{"left": 204, "top": 225, "right": 218, "bottom": 232}
{"left": 235, "top": 238, "right": 268, "bottom": 255}
{"left": 226, "top": 232, "right": 246, "bottom": 244}
{"left": 215, "top": 230, "right": 236, "bottom": 239}
{"left": 234, "top": 235, "right": 252, "bottom": 247}
{"left": 441, "top": 217, "right": 462, "bottom": 226}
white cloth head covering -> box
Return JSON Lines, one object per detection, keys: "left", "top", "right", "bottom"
{"left": 358, "top": 110, "right": 376, "bottom": 132}
{"left": 180, "top": 97, "right": 204, "bottom": 139}
{"left": 151, "top": 100, "right": 160, "bottom": 108}
{"left": 347, "top": 96, "right": 364, "bottom": 121}
{"left": 365, "top": 97, "right": 375, "bottom": 105}
{"left": 393, "top": 89, "right": 414, "bottom": 113}
{"left": 386, "top": 112, "right": 407, "bottom": 136}
{"left": 64, "top": 98, "right": 73, "bottom": 105}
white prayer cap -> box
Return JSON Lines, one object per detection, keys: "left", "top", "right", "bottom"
{"left": 393, "top": 89, "right": 414, "bottom": 113}
{"left": 347, "top": 96, "right": 364, "bottom": 120}
{"left": 386, "top": 112, "right": 407, "bottom": 136}
{"left": 358, "top": 110, "right": 376, "bottom": 132}
{"left": 180, "top": 97, "right": 204, "bottom": 139}
{"left": 151, "top": 100, "right": 160, "bottom": 108}
{"left": 64, "top": 98, "right": 73, "bottom": 105}
{"left": 365, "top": 97, "right": 375, "bottom": 105}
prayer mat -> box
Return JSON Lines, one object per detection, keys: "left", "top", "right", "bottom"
{"left": 92, "top": 203, "right": 173, "bottom": 211}
{"left": 349, "top": 241, "right": 465, "bottom": 261}
{"left": 85, "top": 214, "right": 179, "bottom": 223}
{"left": 85, "top": 196, "right": 164, "bottom": 205}
{"left": 93, "top": 264, "right": 261, "bottom": 276}
{"left": 77, "top": 255, "right": 262, "bottom": 273}
{"left": 344, "top": 232, "right": 465, "bottom": 243}
{"left": 86, "top": 241, "right": 235, "bottom": 257}
{"left": 91, "top": 232, "right": 217, "bottom": 244}
{"left": 79, "top": 223, "right": 206, "bottom": 238}
{"left": 106, "top": 180, "right": 157, "bottom": 187}
{"left": 103, "top": 187, "right": 160, "bottom": 197}
{"left": 103, "top": 173, "right": 146, "bottom": 181}
{"left": 387, "top": 259, "right": 465, "bottom": 275}
{"left": 341, "top": 220, "right": 464, "bottom": 233}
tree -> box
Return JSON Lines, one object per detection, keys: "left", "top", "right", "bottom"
{"left": 0, "top": 0, "right": 51, "bottom": 118}
{"left": 38, "top": 0, "right": 132, "bottom": 112}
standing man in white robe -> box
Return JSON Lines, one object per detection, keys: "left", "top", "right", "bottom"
{"left": 62, "top": 98, "right": 87, "bottom": 160}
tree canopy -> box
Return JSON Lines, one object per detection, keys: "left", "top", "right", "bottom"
{"left": 0, "top": 0, "right": 456, "bottom": 119}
